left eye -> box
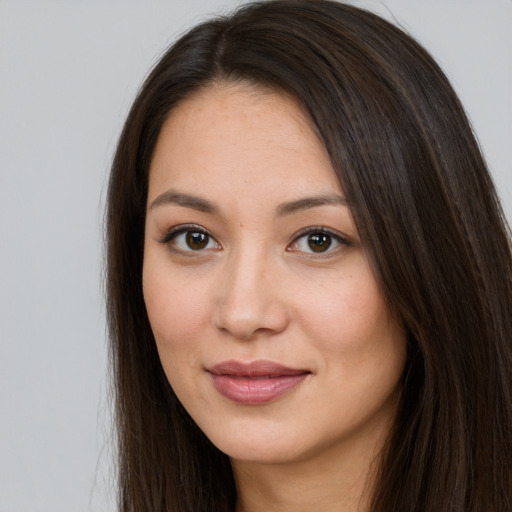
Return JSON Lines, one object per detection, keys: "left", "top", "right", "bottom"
{"left": 290, "top": 230, "right": 346, "bottom": 254}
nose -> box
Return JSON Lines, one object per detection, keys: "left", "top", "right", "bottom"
{"left": 212, "top": 247, "right": 289, "bottom": 340}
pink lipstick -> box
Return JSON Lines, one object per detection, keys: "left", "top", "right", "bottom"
{"left": 207, "top": 360, "right": 310, "bottom": 405}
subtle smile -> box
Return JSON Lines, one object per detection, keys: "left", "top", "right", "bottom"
{"left": 207, "top": 360, "right": 311, "bottom": 405}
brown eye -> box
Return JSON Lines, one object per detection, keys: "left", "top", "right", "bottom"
{"left": 307, "top": 233, "right": 332, "bottom": 253}
{"left": 288, "top": 228, "right": 348, "bottom": 255}
{"left": 163, "top": 227, "right": 220, "bottom": 253}
{"left": 185, "top": 231, "right": 209, "bottom": 250}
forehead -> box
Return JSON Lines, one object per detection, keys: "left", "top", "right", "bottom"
{"left": 167, "top": 81, "right": 317, "bottom": 139}
{"left": 147, "top": 82, "right": 342, "bottom": 203}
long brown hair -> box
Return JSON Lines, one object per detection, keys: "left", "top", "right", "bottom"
{"left": 106, "top": 1, "right": 512, "bottom": 510}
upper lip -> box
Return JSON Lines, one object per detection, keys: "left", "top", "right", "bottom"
{"left": 207, "top": 360, "right": 310, "bottom": 377}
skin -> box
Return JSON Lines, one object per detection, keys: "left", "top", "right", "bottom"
{"left": 143, "top": 82, "right": 407, "bottom": 512}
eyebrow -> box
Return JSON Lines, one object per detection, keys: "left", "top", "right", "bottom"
{"left": 148, "top": 189, "right": 348, "bottom": 216}
{"left": 276, "top": 194, "right": 348, "bottom": 216}
{"left": 149, "top": 190, "right": 219, "bottom": 213}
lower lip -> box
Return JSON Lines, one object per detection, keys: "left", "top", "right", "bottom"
{"left": 209, "top": 373, "right": 309, "bottom": 405}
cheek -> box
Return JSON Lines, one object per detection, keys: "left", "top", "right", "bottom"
{"left": 294, "top": 267, "right": 405, "bottom": 372}
{"left": 142, "top": 257, "right": 211, "bottom": 357}
{"left": 296, "top": 272, "right": 406, "bottom": 428}
{"left": 142, "top": 259, "right": 213, "bottom": 406}
{"left": 296, "top": 273, "right": 377, "bottom": 340}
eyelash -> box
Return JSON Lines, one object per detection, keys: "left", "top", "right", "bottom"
{"left": 287, "top": 226, "right": 351, "bottom": 256}
{"left": 158, "top": 224, "right": 350, "bottom": 256}
{"left": 158, "top": 224, "right": 220, "bottom": 254}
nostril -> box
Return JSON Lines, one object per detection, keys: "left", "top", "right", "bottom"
{"left": 212, "top": 295, "right": 289, "bottom": 340}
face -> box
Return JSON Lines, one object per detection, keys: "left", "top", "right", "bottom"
{"left": 143, "top": 83, "right": 407, "bottom": 466}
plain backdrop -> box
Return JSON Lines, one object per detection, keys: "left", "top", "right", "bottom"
{"left": 1, "top": 1, "right": 510, "bottom": 511}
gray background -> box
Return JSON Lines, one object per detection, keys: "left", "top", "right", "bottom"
{"left": 1, "top": 1, "right": 510, "bottom": 511}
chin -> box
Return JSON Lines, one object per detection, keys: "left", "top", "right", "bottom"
{"left": 222, "top": 441, "right": 304, "bottom": 465}
{"left": 200, "top": 418, "right": 316, "bottom": 465}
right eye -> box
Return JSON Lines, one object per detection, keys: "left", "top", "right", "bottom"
{"left": 161, "top": 226, "right": 220, "bottom": 253}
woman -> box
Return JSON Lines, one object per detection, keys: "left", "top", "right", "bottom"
{"left": 106, "top": 1, "right": 512, "bottom": 510}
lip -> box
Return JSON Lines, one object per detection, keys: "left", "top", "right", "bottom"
{"left": 207, "top": 360, "right": 310, "bottom": 405}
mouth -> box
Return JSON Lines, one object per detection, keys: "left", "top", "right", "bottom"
{"left": 206, "top": 360, "right": 311, "bottom": 405}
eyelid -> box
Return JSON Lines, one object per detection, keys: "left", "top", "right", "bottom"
{"left": 158, "top": 223, "right": 205, "bottom": 243}
{"left": 157, "top": 223, "right": 221, "bottom": 252}
{"left": 287, "top": 226, "right": 351, "bottom": 254}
